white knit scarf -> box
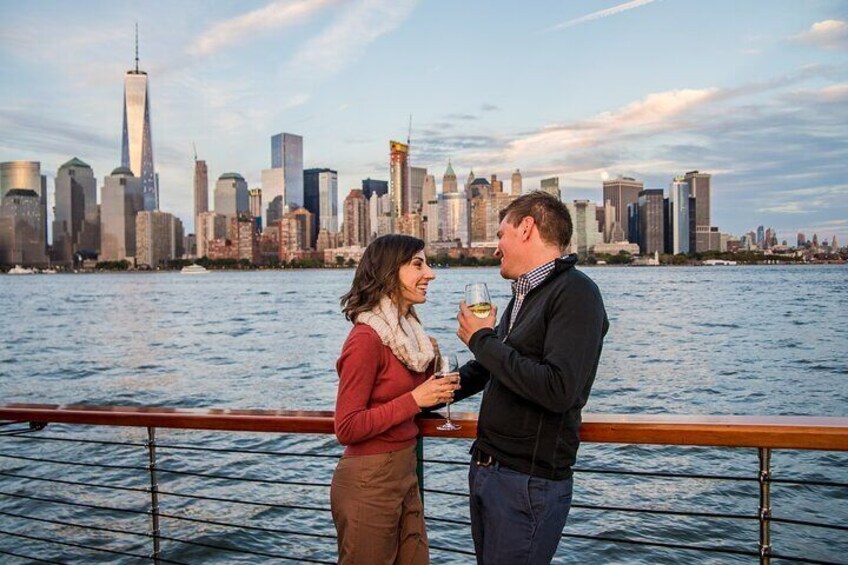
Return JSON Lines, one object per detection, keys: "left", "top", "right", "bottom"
{"left": 357, "top": 295, "right": 435, "bottom": 373}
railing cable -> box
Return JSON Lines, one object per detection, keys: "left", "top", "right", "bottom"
{"left": 0, "top": 528, "right": 188, "bottom": 564}
{"left": 3, "top": 432, "right": 345, "bottom": 460}
{"left": 0, "top": 469, "right": 148, "bottom": 494}
{"left": 429, "top": 543, "right": 477, "bottom": 556}
{"left": 156, "top": 532, "right": 336, "bottom": 564}
{"left": 0, "top": 489, "right": 150, "bottom": 516}
{"left": 424, "top": 458, "right": 757, "bottom": 481}
{"left": 156, "top": 509, "right": 338, "bottom": 541}
{"left": 562, "top": 532, "right": 759, "bottom": 558}
{"left": 0, "top": 452, "right": 147, "bottom": 472}
{"left": 155, "top": 465, "right": 331, "bottom": 488}
{"left": 0, "top": 469, "right": 332, "bottom": 514}
{"left": 0, "top": 547, "right": 62, "bottom": 564}
{"left": 0, "top": 509, "right": 150, "bottom": 541}
{"left": 769, "top": 554, "right": 844, "bottom": 565}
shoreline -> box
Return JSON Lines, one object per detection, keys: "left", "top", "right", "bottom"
{"left": 3, "top": 261, "right": 846, "bottom": 275}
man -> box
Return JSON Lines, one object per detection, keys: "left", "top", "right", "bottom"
{"left": 454, "top": 191, "right": 609, "bottom": 564}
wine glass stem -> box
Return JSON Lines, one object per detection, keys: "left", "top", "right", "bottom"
{"left": 446, "top": 402, "right": 452, "bottom": 423}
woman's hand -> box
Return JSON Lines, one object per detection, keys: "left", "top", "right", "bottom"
{"left": 411, "top": 374, "right": 460, "bottom": 408}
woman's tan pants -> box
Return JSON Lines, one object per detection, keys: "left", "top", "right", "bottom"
{"left": 330, "top": 444, "right": 429, "bottom": 565}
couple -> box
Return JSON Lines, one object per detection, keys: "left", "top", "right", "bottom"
{"left": 331, "top": 191, "right": 609, "bottom": 565}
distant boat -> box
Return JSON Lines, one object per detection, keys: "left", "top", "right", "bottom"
{"left": 181, "top": 264, "right": 209, "bottom": 275}
{"left": 703, "top": 259, "right": 737, "bottom": 266}
{"left": 8, "top": 265, "right": 34, "bottom": 275}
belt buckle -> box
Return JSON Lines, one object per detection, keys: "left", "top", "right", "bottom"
{"left": 475, "top": 451, "right": 494, "bottom": 467}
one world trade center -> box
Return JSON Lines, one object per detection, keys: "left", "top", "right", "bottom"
{"left": 121, "top": 27, "right": 157, "bottom": 211}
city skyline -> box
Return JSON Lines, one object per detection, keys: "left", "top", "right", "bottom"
{"left": 1, "top": 1, "right": 846, "bottom": 243}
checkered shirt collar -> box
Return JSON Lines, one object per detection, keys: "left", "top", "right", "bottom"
{"left": 510, "top": 257, "right": 563, "bottom": 297}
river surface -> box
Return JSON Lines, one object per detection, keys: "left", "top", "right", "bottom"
{"left": 1, "top": 266, "right": 846, "bottom": 564}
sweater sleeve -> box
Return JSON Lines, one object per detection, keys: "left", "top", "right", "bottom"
{"left": 334, "top": 327, "right": 422, "bottom": 446}
{"left": 468, "top": 279, "right": 608, "bottom": 414}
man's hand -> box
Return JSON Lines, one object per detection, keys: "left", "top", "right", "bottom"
{"left": 457, "top": 301, "right": 498, "bottom": 346}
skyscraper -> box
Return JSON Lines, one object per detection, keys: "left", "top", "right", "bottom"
{"left": 0, "top": 189, "right": 48, "bottom": 266}
{"left": 420, "top": 174, "right": 435, "bottom": 203}
{"left": 540, "top": 177, "right": 561, "bottom": 200}
{"left": 637, "top": 189, "right": 664, "bottom": 255}
{"left": 53, "top": 157, "right": 98, "bottom": 265}
{"left": 390, "top": 141, "right": 410, "bottom": 218}
{"left": 136, "top": 210, "right": 182, "bottom": 267}
{"left": 439, "top": 191, "right": 468, "bottom": 245}
{"left": 194, "top": 158, "right": 208, "bottom": 227}
{"left": 668, "top": 177, "right": 692, "bottom": 255}
{"left": 121, "top": 29, "right": 157, "bottom": 211}
{"left": 196, "top": 211, "right": 228, "bottom": 258}
{"left": 248, "top": 188, "right": 262, "bottom": 231}
{"left": 442, "top": 161, "right": 457, "bottom": 194}
{"left": 262, "top": 133, "right": 304, "bottom": 227}
{"left": 603, "top": 176, "right": 643, "bottom": 242}
{"left": 566, "top": 200, "right": 603, "bottom": 256}
{"left": 362, "top": 178, "right": 388, "bottom": 200}
{"left": 684, "top": 171, "right": 713, "bottom": 252}
{"left": 409, "top": 166, "right": 427, "bottom": 213}
{"left": 511, "top": 169, "right": 523, "bottom": 196}
{"left": 344, "top": 189, "right": 369, "bottom": 247}
{"left": 214, "top": 173, "right": 249, "bottom": 219}
{"left": 304, "top": 168, "right": 338, "bottom": 247}
{"left": 0, "top": 161, "right": 48, "bottom": 260}
{"left": 100, "top": 167, "right": 144, "bottom": 261}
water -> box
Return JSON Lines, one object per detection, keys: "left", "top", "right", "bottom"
{"left": 1, "top": 266, "right": 846, "bottom": 563}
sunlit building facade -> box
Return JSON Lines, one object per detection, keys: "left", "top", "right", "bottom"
{"left": 53, "top": 157, "right": 99, "bottom": 265}
{"left": 121, "top": 53, "right": 157, "bottom": 211}
{"left": 0, "top": 161, "right": 48, "bottom": 261}
{"left": 214, "top": 173, "right": 249, "bottom": 220}
{"left": 100, "top": 167, "right": 143, "bottom": 261}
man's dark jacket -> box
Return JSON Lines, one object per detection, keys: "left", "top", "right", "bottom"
{"left": 456, "top": 255, "right": 609, "bottom": 480}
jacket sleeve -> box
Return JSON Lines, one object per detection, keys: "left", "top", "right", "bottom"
{"left": 334, "top": 328, "right": 421, "bottom": 446}
{"left": 452, "top": 359, "right": 491, "bottom": 405}
{"left": 467, "top": 280, "right": 607, "bottom": 414}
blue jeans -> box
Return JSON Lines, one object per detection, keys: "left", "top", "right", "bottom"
{"left": 469, "top": 459, "right": 574, "bottom": 565}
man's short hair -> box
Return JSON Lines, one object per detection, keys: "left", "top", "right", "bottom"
{"left": 500, "top": 191, "right": 573, "bottom": 250}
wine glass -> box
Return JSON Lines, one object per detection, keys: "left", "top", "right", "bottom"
{"left": 436, "top": 354, "right": 461, "bottom": 431}
{"left": 465, "top": 283, "right": 492, "bottom": 319}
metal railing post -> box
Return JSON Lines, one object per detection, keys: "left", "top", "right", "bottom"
{"left": 758, "top": 447, "right": 772, "bottom": 565}
{"left": 146, "top": 426, "right": 161, "bottom": 565}
{"left": 416, "top": 435, "right": 424, "bottom": 505}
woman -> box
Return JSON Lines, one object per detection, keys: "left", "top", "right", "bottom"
{"left": 331, "top": 234, "right": 458, "bottom": 565}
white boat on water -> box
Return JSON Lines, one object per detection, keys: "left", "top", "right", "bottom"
{"left": 8, "top": 265, "right": 35, "bottom": 275}
{"left": 703, "top": 259, "right": 738, "bottom": 266}
{"left": 181, "top": 264, "right": 209, "bottom": 275}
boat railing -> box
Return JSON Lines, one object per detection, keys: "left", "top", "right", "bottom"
{"left": 0, "top": 404, "right": 846, "bottom": 564}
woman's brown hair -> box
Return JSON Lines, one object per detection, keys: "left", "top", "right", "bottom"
{"left": 340, "top": 234, "right": 426, "bottom": 323}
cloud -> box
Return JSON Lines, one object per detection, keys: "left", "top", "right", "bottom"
{"left": 793, "top": 19, "right": 848, "bottom": 51}
{"left": 481, "top": 103, "right": 500, "bottom": 112}
{"left": 501, "top": 88, "right": 720, "bottom": 163}
{"left": 547, "top": 0, "right": 659, "bottom": 32}
{"left": 445, "top": 113, "right": 479, "bottom": 121}
{"left": 286, "top": 0, "right": 418, "bottom": 79}
{"left": 188, "top": 0, "right": 337, "bottom": 56}
{"left": 0, "top": 108, "right": 117, "bottom": 159}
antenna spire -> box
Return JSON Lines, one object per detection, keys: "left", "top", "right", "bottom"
{"left": 134, "top": 23, "right": 139, "bottom": 72}
{"left": 193, "top": 142, "right": 197, "bottom": 162}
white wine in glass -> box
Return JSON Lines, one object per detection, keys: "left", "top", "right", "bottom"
{"left": 465, "top": 283, "right": 492, "bottom": 319}
{"left": 436, "top": 354, "right": 461, "bottom": 432}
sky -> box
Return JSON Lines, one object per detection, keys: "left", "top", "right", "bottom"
{"left": 1, "top": 0, "right": 847, "bottom": 244}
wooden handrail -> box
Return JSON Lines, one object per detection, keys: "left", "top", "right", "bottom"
{"left": 1, "top": 404, "right": 847, "bottom": 451}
